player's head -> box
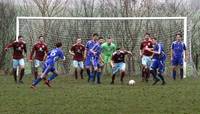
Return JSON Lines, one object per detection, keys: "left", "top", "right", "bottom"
{"left": 151, "top": 37, "right": 157, "bottom": 44}
{"left": 176, "top": 32, "right": 182, "bottom": 41}
{"left": 107, "top": 37, "right": 112, "bottom": 44}
{"left": 92, "top": 33, "right": 99, "bottom": 40}
{"left": 76, "top": 38, "right": 82, "bottom": 44}
{"left": 55, "top": 42, "right": 62, "bottom": 48}
{"left": 144, "top": 33, "right": 150, "bottom": 40}
{"left": 98, "top": 36, "right": 104, "bottom": 44}
{"left": 18, "top": 35, "right": 24, "bottom": 42}
{"left": 116, "top": 47, "right": 121, "bottom": 53}
{"left": 38, "top": 35, "right": 44, "bottom": 43}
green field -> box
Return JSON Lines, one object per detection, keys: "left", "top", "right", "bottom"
{"left": 0, "top": 74, "right": 200, "bottom": 114}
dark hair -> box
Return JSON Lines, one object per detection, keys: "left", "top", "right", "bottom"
{"left": 98, "top": 36, "right": 104, "bottom": 40}
{"left": 55, "top": 42, "right": 62, "bottom": 48}
{"left": 107, "top": 37, "right": 111, "bottom": 39}
{"left": 38, "top": 35, "right": 43, "bottom": 39}
{"left": 93, "top": 33, "right": 99, "bottom": 37}
{"left": 116, "top": 48, "right": 120, "bottom": 50}
{"left": 145, "top": 32, "right": 150, "bottom": 36}
{"left": 176, "top": 32, "right": 182, "bottom": 37}
{"left": 151, "top": 37, "right": 157, "bottom": 40}
{"left": 18, "top": 35, "right": 23, "bottom": 39}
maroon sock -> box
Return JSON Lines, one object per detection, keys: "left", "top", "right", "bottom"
{"left": 142, "top": 67, "right": 145, "bottom": 80}
{"left": 112, "top": 74, "right": 116, "bottom": 82}
{"left": 80, "top": 69, "right": 84, "bottom": 79}
{"left": 75, "top": 69, "right": 78, "bottom": 79}
{"left": 34, "top": 71, "right": 38, "bottom": 80}
{"left": 120, "top": 72, "right": 125, "bottom": 82}
{"left": 145, "top": 68, "right": 150, "bottom": 80}
{"left": 19, "top": 68, "right": 24, "bottom": 81}
{"left": 13, "top": 68, "right": 17, "bottom": 82}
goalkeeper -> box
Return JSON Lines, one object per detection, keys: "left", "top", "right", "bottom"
{"left": 101, "top": 37, "right": 116, "bottom": 75}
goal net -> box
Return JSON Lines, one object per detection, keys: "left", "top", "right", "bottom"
{"left": 16, "top": 17, "right": 196, "bottom": 78}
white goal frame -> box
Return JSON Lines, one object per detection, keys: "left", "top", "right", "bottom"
{"left": 16, "top": 16, "right": 187, "bottom": 78}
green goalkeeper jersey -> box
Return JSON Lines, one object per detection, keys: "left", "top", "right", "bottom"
{"left": 101, "top": 42, "right": 116, "bottom": 56}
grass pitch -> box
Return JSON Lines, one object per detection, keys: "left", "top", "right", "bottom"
{"left": 0, "top": 74, "right": 199, "bottom": 114}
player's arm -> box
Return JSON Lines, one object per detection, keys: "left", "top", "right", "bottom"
{"left": 183, "top": 43, "right": 188, "bottom": 62}
{"left": 60, "top": 51, "right": 66, "bottom": 61}
{"left": 100, "top": 54, "right": 104, "bottom": 64}
{"left": 69, "top": 50, "right": 75, "bottom": 56}
{"left": 139, "top": 43, "right": 143, "bottom": 57}
{"left": 83, "top": 46, "right": 86, "bottom": 60}
{"left": 29, "top": 45, "right": 35, "bottom": 62}
{"left": 146, "top": 44, "right": 161, "bottom": 54}
{"left": 4, "top": 42, "right": 14, "bottom": 51}
{"left": 90, "top": 44, "right": 98, "bottom": 55}
{"left": 43, "top": 46, "right": 48, "bottom": 61}
{"left": 110, "top": 54, "right": 115, "bottom": 68}
{"left": 124, "top": 50, "right": 133, "bottom": 56}
{"left": 110, "top": 59, "right": 114, "bottom": 68}
{"left": 171, "top": 43, "right": 174, "bottom": 60}
{"left": 69, "top": 46, "right": 75, "bottom": 56}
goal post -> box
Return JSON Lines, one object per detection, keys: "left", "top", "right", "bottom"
{"left": 16, "top": 16, "right": 189, "bottom": 77}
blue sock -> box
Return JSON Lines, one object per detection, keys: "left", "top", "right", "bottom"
{"left": 172, "top": 70, "right": 176, "bottom": 80}
{"left": 48, "top": 73, "right": 57, "bottom": 81}
{"left": 97, "top": 72, "right": 101, "bottom": 83}
{"left": 97, "top": 72, "right": 101, "bottom": 78}
{"left": 32, "top": 78, "right": 42, "bottom": 86}
{"left": 89, "top": 72, "right": 93, "bottom": 81}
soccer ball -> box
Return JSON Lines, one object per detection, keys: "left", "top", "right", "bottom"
{"left": 128, "top": 80, "right": 136, "bottom": 86}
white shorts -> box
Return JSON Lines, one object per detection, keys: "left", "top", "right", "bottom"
{"left": 13, "top": 59, "right": 25, "bottom": 69}
{"left": 34, "top": 59, "right": 43, "bottom": 68}
{"left": 142, "top": 55, "right": 152, "bottom": 68}
{"left": 73, "top": 60, "right": 84, "bottom": 69}
{"left": 112, "top": 62, "right": 126, "bottom": 74}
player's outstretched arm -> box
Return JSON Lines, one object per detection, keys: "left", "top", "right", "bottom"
{"left": 69, "top": 50, "right": 75, "bottom": 56}
{"left": 4, "top": 42, "right": 14, "bottom": 52}
{"left": 110, "top": 60, "right": 114, "bottom": 68}
{"left": 29, "top": 46, "right": 35, "bottom": 62}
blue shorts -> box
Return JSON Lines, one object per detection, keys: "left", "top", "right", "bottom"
{"left": 13, "top": 59, "right": 25, "bottom": 69}
{"left": 42, "top": 62, "right": 56, "bottom": 75}
{"left": 85, "top": 56, "right": 93, "bottom": 68}
{"left": 112, "top": 62, "right": 126, "bottom": 74}
{"left": 151, "top": 59, "right": 165, "bottom": 73}
{"left": 91, "top": 58, "right": 103, "bottom": 70}
{"left": 172, "top": 57, "right": 183, "bottom": 66}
